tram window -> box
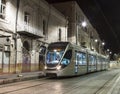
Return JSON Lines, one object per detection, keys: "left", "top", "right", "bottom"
{"left": 82, "top": 53, "right": 87, "bottom": 65}
{"left": 76, "top": 53, "right": 82, "bottom": 65}
{"left": 61, "top": 50, "right": 72, "bottom": 65}
{"left": 64, "top": 50, "right": 72, "bottom": 59}
{"left": 89, "top": 55, "right": 96, "bottom": 65}
{"left": 75, "top": 52, "right": 87, "bottom": 65}
{"left": 97, "top": 57, "right": 101, "bottom": 64}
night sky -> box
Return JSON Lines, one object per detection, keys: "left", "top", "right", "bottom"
{"left": 46, "top": 0, "right": 120, "bottom": 54}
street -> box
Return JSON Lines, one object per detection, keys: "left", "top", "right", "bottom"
{"left": 0, "top": 69, "right": 120, "bottom": 94}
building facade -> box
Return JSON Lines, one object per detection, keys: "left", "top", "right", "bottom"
{"left": 52, "top": 1, "right": 103, "bottom": 53}
{"left": 0, "top": 0, "right": 105, "bottom": 74}
{"left": 0, "top": 0, "right": 68, "bottom": 74}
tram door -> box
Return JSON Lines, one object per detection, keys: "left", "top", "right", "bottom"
{"left": 75, "top": 52, "right": 79, "bottom": 74}
{"left": 88, "top": 55, "right": 97, "bottom": 72}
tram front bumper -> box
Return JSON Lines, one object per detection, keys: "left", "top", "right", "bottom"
{"left": 44, "top": 70, "right": 61, "bottom": 77}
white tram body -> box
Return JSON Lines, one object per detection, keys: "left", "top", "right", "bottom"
{"left": 44, "top": 42, "right": 109, "bottom": 77}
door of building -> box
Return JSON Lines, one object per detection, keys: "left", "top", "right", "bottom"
{"left": 3, "top": 51, "right": 10, "bottom": 73}
{"left": 39, "top": 45, "right": 46, "bottom": 70}
{"left": 22, "top": 41, "right": 31, "bottom": 72}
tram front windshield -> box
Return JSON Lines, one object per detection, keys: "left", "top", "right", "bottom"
{"left": 46, "top": 42, "right": 68, "bottom": 67}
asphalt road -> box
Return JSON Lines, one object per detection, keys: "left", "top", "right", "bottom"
{"left": 0, "top": 69, "right": 120, "bottom": 94}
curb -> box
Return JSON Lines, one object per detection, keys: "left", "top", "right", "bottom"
{"left": 0, "top": 74, "right": 44, "bottom": 85}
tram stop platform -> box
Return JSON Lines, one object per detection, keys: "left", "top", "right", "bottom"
{"left": 0, "top": 71, "right": 44, "bottom": 85}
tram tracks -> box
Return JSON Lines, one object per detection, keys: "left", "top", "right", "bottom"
{"left": 0, "top": 72, "right": 104, "bottom": 94}
{"left": 61, "top": 70, "right": 120, "bottom": 94}
{"left": 0, "top": 77, "right": 51, "bottom": 94}
{"left": 94, "top": 72, "right": 120, "bottom": 94}
{"left": 0, "top": 69, "right": 119, "bottom": 94}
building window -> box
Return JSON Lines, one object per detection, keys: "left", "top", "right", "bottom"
{"left": 0, "top": 0, "right": 6, "bottom": 19}
{"left": 59, "top": 28, "right": 61, "bottom": 41}
{"left": 43, "top": 20, "right": 46, "bottom": 35}
{"left": 24, "top": 12, "right": 30, "bottom": 25}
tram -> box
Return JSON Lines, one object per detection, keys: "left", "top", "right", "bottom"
{"left": 44, "top": 42, "right": 109, "bottom": 77}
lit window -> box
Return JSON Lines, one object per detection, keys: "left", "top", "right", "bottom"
{"left": 0, "top": 0, "right": 6, "bottom": 19}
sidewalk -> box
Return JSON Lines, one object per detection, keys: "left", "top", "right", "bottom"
{"left": 0, "top": 71, "right": 44, "bottom": 85}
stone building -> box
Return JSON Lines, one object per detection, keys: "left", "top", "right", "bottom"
{"left": 0, "top": 0, "right": 106, "bottom": 74}
{"left": 0, "top": 0, "right": 68, "bottom": 74}
{"left": 51, "top": 1, "right": 103, "bottom": 52}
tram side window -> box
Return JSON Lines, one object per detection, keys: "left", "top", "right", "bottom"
{"left": 64, "top": 50, "right": 72, "bottom": 59}
{"left": 102, "top": 58, "right": 104, "bottom": 64}
{"left": 76, "top": 53, "right": 82, "bottom": 65}
{"left": 82, "top": 53, "right": 87, "bottom": 65}
{"left": 76, "top": 52, "right": 87, "bottom": 65}
{"left": 97, "top": 57, "right": 101, "bottom": 64}
{"left": 89, "top": 55, "right": 96, "bottom": 65}
{"left": 61, "top": 50, "right": 72, "bottom": 65}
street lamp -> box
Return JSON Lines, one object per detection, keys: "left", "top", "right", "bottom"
{"left": 76, "top": 21, "right": 87, "bottom": 45}
{"left": 102, "top": 42, "right": 105, "bottom": 46}
{"left": 110, "top": 51, "right": 112, "bottom": 54}
{"left": 81, "top": 21, "right": 87, "bottom": 27}
{"left": 107, "top": 49, "right": 110, "bottom": 52}
{"left": 95, "top": 39, "right": 98, "bottom": 43}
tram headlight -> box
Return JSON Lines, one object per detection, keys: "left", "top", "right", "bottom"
{"left": 44, "top": 66, "right": 47, "bottom": 69}
{"left": 56, "top": 65, "right": 61, "bottom": 70}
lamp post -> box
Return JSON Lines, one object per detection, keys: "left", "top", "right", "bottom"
{"left": 110, "top": 51, "right": 112, "bottom": 55}
{"left": 94, "top": 39, "right": 100, "bottom": 53}
{"left": 82, "top": 21, "right": 87, "bottom": 27}
{"left": 14, "top": 0, "right": 20, "bottom": 73}
{"left": 101, "top": 41, "right": 105, "bottom": 54}
{"left": 102, "top": 42, "right": 105, "bottom": 46}
{"left": 107, "top": 49, "right": 110, "bottom": 52}
{"left": 95, "top": 39, "right": 98, "bottom": 43}
{"left": 76, "top": 21, "right": 87, "bottom": 45}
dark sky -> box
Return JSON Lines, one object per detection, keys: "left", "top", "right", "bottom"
{"left": 46, "top": 0, "right": 120, "bottom": 54}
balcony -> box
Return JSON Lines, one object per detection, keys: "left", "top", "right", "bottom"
{"left": 17, "top": 24, "right": 44, "bottom": 38}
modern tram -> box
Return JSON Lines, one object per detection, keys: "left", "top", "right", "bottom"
{"left": 44, "top": 42, "right": 109, "bottom": 77}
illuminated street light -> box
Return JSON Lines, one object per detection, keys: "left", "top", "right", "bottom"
{"left": 76, "top": 21, "right": 87, "bottom": 45}
{"left": 102, "top": 42, "right": 105, "bottom": 46}
{"left": 81, "top": 21, "right": 87, "bottom": 27}
{"left": 95, "top": 39, "right": 98, "bottom": 43}
{"left": 107, "top": 49, "right": 110, "bottom": 52}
